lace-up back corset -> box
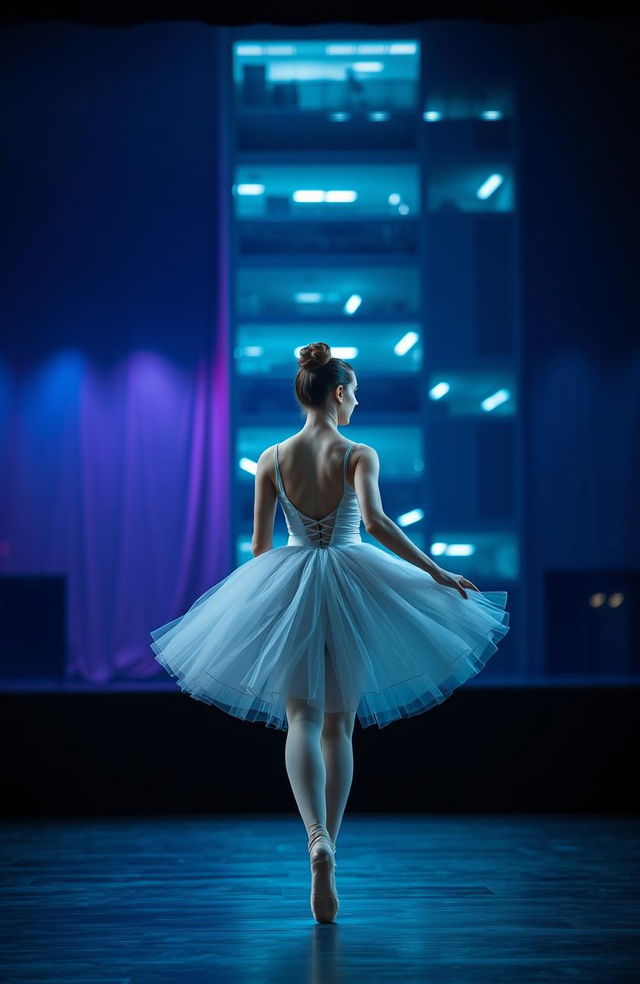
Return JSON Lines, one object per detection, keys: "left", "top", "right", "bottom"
{"left": 274, "top": 442, "right": 362, "bottom": 548}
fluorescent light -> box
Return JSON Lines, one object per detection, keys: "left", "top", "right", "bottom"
{"left": 477, "top": 173, "right": 504, "bottom": 200}
{"left": 265, "top": 45, "right": 296, "bottom": 55}
{"left": 325, "top": 44, "right": 357, "bottom": 55}
{"left": 330, "top": 347, "right": 358, "bottom": 359}
{"left": 397, "top": 508, "right": 424, "bottom": 527}
{"left": 325, "top": 190, "right": 357, "bottom": 202}
{"left": 429, "top": 542, "right": 476, "bottom": 556}
{"left": 394, "top": 331, "right": 419, "bottom": 356}
{"left": 481, "top": 388, "right": 510, "bottom": 411}
{"left": 293, "top": 190, "right": 325, "bottom": 202}
{"left": 343, "top": 295, "right": 362, "bottom": 315}
{"left": 292, "top": 190, "right": 357, "bottom": 203}
{"left": 294, "top": 345, "right": 358, "bottom": 360}
{"left": 236, "top": 184, "right": 265, "bottom": 196}
{"left": 429, "top": 382, "right": 450, "bottom": 400}
{"left": 388, "top": 43, "right": 418, "bottom": 54}
{"left": 351, "top": 62, "right": 385, "bottom": 72}
{"left": 239, "top": 457, "right": 258, "bottom": 476}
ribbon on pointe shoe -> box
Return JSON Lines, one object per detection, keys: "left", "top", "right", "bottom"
{"left": 307, "top": 822, "right": 337, "bottom": 868}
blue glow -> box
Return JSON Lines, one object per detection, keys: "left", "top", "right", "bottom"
{"left": 295, "top": 292, "right": 323, "bottom": 303}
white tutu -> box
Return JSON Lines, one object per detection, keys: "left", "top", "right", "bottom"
{"left": 150, "top": 442, "right": 510, "bottom": 731}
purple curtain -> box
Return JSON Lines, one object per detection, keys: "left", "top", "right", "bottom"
{"left": 1, "top": 346, "right": 231, "bottom": 685}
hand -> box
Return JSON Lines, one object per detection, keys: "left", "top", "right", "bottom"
{"left": 430, "top": 566, "right": 481, "bottom": 600}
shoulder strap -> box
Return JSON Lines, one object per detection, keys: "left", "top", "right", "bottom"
{"left": 273, "top": 444, "right": 282, "bottom": 494}
{"left": 343, "top": 442, "right": 354, "bottom": 488}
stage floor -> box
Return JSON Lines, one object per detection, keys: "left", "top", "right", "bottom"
{"left": 1, "top": 813, "right": 639, "bottom": 982}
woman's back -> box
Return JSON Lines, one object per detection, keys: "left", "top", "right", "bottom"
{"left": 274, "top": 434, "right": 360, "bottom": 522}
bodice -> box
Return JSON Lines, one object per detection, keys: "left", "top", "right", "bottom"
{"left": 274, "top": 442, "right": 363, "bottom": 548}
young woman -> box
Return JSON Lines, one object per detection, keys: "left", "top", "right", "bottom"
{"left": 150, "top": 340, "right": 510, "bottom": 924}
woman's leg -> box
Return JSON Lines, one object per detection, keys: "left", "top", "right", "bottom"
{"left": 285, "top": 696, "right": 327, "bottom": 834}
{"left": 321, "top": 711, "right": 355, "bottom": 849}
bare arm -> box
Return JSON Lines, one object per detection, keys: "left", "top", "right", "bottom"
{"left": 354, "top": 446, "right": 481, "bottom": 599}
{"left": 251, "top": 446, "right": 278, "bottom": 557}
{"left": 353, "top": 445, "right": 440, "bottom": 576}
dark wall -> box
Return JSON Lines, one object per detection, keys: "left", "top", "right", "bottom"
{"left": 1, "top": 22, "right": 221, "bottom": 370}
{"left": 513, "top": 19, "right": 639, "bottom": 675}
{"left": 2, "top": 688, "right": 637, "bottom": 815}
{"left": 425, "top": 18, "right": 639, "bottom": 675}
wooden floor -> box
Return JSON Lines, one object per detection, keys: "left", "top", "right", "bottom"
{"left": 1, "top": 814, "right": 639, "bottom": 982}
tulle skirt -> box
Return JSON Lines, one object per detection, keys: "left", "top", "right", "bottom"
{"left": 149, "top": 542, "right": 511, "bottom": 732}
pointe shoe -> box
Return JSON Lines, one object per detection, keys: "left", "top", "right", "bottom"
{"left": 307, "top": 822, "right": 339, "bottom": 923}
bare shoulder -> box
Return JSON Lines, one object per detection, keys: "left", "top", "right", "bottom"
{"left": 351, "top": 442, "right": 379, "bottom": 467}
{"left": 256, "top": 443, "right": 276, "bottom": 467}
{"left": 348, "top": 442, "right": 379, "bottom": 487}
{"left": 256, "top": 444, "right": 278, "bottom": 484}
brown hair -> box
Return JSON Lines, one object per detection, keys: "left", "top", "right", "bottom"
{"left": 294, "top": 341, "right": 354, "bottom": 412}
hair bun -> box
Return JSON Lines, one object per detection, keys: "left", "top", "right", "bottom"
{"left": 298, "top": 341, "right": 332, "bottom": 372}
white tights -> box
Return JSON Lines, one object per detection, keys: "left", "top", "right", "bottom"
{"left": 284, "top": 696, "right": 355, "bottom": 848}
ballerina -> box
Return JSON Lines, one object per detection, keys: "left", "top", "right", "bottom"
{"left": 150, "top": 340, "right": 510, "bottom": 923}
